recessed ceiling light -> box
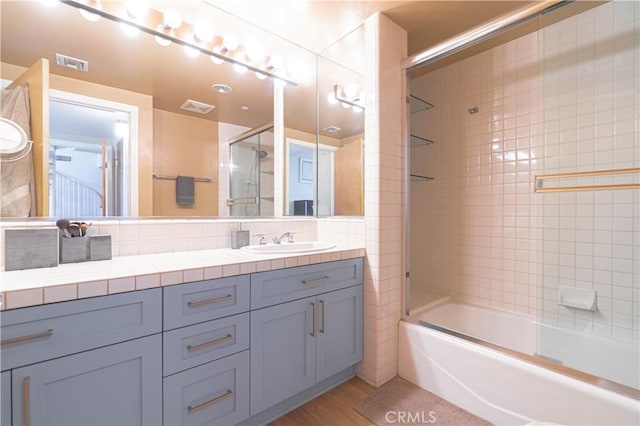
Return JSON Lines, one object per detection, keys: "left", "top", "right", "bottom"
{"left": 240, "top": 106, "right": 249, "bottom": 111}
{"left": 211, "top": 83, "right": 232, "bottom": 94}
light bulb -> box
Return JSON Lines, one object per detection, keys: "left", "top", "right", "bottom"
{"left": 352, "top": 105, "right": 364, "bottom": 113}
{"left": 120, "top": 22, "right": 139, "bottom": 37}
{"left": 183, "top": 45, "right": 199, "bottom": 58}
{"left": 327, "top": 93, "right": 338, "bottom": 105}
{"left": 210, "top": 55, "right": 225, "bottom": 65}
{"left": 194, "top": 23, "right": 213, "bottom": 44}
{"left": 268, "top": 54, "right": 285, "bottom": 70}
{"left": 245, "top": 39, "right": 264, "bottom": 63}
{"left": 126, "top": 0, "right": 148, "bottom": 19}
{"left": 222, "top": 34, "right": 239, "bottom": 52}
{"left": 255, "top": 71, "right": 268, "bottom": 80}
{"left": 80, "top": 8, "right": 101, "bottom": 22}
{"left": 163, "top": 8, "right": 182, "bottom": 29}
{"left": 341, "top": 102, "right": 351, "bottom": 109}
{"left": 154, "top": 24, "right": 172, "bottom": 46}
{"left": 344, "top": 84, "right": 359, "bottom": 99}
{"left": 233, "top": 63, "right": 248, "bottom": 74}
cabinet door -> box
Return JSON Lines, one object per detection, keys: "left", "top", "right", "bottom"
{"left": 316, "top": 285, "right": 363, "bottom": 382}
{"left": 12, "top": 334, "right": 162, "bottom": 426}
{"left": 1, "top": 371, "right": 9, "bottom": 426}
{"left": 250, "top": 298, "right": 316, "bottom": 415}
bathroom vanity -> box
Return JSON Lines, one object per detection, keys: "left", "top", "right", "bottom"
{"left": 0, "top": 257, "right": 363, "bottom": 426}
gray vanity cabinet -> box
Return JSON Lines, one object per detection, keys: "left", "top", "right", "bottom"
{"left": 249, "top": 259, "right": 364, "bottom": 417}
{"left": 11, "top": 335, "right": 162, "bottom": 426}
{"left": 1, "top": 372, "right": 10, "bottom": 426}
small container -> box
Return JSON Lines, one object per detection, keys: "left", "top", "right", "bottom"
{"left": 231, "top": 223, "right": 250, "bottom": 249}
{"left": 60, "top": 236, "right": 89, "bottom": 264}
{"left": 88, "top": 235, "right": 112, "bottom": 261}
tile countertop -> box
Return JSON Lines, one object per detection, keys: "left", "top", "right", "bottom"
{"left": 0, "top": 244, "right": 365, "bottom": 310}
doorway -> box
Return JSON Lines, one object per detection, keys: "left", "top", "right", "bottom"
{"left": 48, "top": 90, "right": 138, "bottom": 217}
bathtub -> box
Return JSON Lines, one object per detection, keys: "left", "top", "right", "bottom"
{"left": 398, "top": 302, "right": 640, "bottom": 425}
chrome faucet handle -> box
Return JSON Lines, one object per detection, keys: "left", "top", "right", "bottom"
{"left": 287, "top": 232, "right": 297, "bottom": 243}
{"left": 253, "top": 233, "right": 267, "bottom": 245}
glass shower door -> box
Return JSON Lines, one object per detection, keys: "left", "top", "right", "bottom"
{"left": 229, "top": 136, "right": 260, "bottom": 217}
{"left": 536, "top": 0, "right": 639, "bottom": 392}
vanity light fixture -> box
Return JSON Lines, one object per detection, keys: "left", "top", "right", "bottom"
{"left": 183, "top": 45, "right": 200, "bottom": 58}
{"left": 333, "top": 84, "right": 365, "bottom": 110}
{"left": 233, "top": 63, "right": 249, "bottom": 74}
{"left": 211, "top": 83, "right": 232, "bottom": 94}
{"left": 60, "top": 0, "right": 298, "bottom": 86}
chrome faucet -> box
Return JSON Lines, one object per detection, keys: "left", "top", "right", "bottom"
{"left": 273, "top": 232, "right": 295, "bottom": 244}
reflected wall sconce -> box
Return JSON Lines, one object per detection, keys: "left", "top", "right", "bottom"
{"left": 333, "top": 84, "right": 365, "bottom": 110}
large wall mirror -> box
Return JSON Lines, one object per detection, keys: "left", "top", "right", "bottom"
{"left": 0, "top": 0, "right": 363, "bottom": 219}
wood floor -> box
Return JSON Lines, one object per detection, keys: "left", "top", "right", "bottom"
{"left": 269, "top": 377, "right": 376, "bottom": 426}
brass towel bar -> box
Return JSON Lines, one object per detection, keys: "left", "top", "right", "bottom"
{"left": 535, "top": 168, "right": 640, "bottom": 193}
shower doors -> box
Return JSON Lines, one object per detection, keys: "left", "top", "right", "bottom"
{"left": 228, "top": 127, "right": 274, "bottom": 217}
{"left": 405, "top": 0, "right": 639, "bottom": 397}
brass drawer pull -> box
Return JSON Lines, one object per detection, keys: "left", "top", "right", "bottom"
{"left": 22, "top": 377, "right": 30, "bottom": 426}
{"left": 187, "top": 389, "right": 233, "bottom": 414}
{"left": 187, "top": 294, "right": 233, "bottom": 308}
{"left": 1, "top": 329, "right": 53, "bottom": 347}
{"left": 187, "top": 334, "right": 233, "bottom": 352}
{"left": 301, "top": 275, "right": 329, "bottom": 285}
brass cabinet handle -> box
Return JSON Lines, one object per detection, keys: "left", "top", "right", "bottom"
{"left": 1, "top": 329, "right": 53, "bottom": 347}
{"left": 187, "top": 294, "right": 233, "bottom": 308}
{"left": 187, "top": 334, "right": 233, "bottom": 352}
{"left": 22, "top": 377, "right": 30, "bottom": 426}
{"left": 319, "top": 300, "right": 325, "bottom": 334}
{"left": 310, "top": 302, "right": 316, "bottom": 337}
{"left": 302, "top": 276, "right": 329, "bottom": 285}
{"left": 187, "top": 389, "right": 233, "bottom": 414}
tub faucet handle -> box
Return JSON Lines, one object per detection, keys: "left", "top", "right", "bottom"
{"left": 253, "top": 233, "right": 267, "bottom": 245}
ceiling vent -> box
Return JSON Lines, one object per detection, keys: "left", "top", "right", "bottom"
{"left": 55, "top": 53, "right": 89, "bottom": 72}
{"left": 180, "top": 99, "right": 215, "bottom": 115}
{"left": 322, "top": 125, "right": 341, "bottom": 133}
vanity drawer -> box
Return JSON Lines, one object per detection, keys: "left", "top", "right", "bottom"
{"left": 163, "top": 313, "right": 249, "bottom": 376}
{"left": 251, "top": 258, "right": 363, "bottom": 309}
{"left": 163, "top": 350, "right": 250, "bottom": 426}
{"left": 163, "top": 275, "right": 250, "bottom": 330}
{"left": 0, "top": 289, "right": 161, "bottom": 371}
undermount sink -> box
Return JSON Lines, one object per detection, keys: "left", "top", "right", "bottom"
{"left": 241, "top": 241, "right": 336, "bottom": 254}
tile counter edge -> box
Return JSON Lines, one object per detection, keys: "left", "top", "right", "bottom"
{"left": 0, "top": 245, "right": 365, "bottom": 310}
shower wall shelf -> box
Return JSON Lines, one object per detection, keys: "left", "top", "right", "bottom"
{"left": 410, "top": 174, "right": 434, "bottom": 182}
{"left": 409, "top": 95, "right": 434, "bottom": 113}
{"left": 409, "top": 94, "right": 435, "bottom": 182}
{"left": 410, "top": 135, "right": 434, "bottom": 147}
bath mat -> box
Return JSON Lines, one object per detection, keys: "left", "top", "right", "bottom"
{"left": 354, "top": 377, "right": 492, "bottom": 426}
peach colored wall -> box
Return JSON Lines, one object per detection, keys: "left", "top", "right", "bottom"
{"left": 2, "top": 63, "right": 154, "bottom": 216}
{"left": 152, "top": 109, "right": 218, "bottom": 217}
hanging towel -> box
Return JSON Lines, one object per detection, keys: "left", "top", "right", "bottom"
{"left": 176, "top": 175, "right": 195, "bottom": 206}
{"left": 1, "top": 85, "right": 36, "bottom": 217}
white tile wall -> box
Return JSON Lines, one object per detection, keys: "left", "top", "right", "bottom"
{"left": 410, "top": 1, "right": 639, "bottom": 341}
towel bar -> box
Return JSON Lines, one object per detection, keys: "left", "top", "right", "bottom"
{"left": 152, "top": 173, "right": 211, "bottom": 183}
